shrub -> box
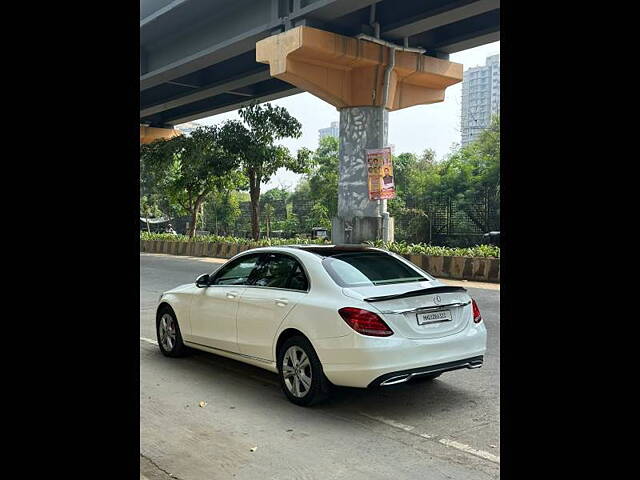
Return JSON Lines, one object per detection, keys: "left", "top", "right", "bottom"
{"left": 140, "top": 231, "right": 329, "bottom": 247}
{"left": 365, "top": 240, "right": 499, "bottom": 258}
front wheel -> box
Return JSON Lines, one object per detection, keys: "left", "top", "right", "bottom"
{"left": 156, "top": 306, "right": 187, "bottom": 357}
{"left": 278, "top": 336, "right": 330, "bottom": 406}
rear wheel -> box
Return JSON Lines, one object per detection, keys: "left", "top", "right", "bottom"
{"left": 278, "top": 336, "right": 330, "bottom": 406}
{"left": 156, "top": 306, "right": 187, "bottom": 357}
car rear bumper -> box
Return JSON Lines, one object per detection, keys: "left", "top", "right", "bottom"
{"left": 314, "top": 322, "right": 487, "bottom": 388}
{"left": 368, "top": 355, "right": 484, "bottom": 387}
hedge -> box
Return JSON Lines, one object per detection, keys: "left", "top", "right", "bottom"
{"left": 140, "top": 232, "right": 499, "bottom": 258}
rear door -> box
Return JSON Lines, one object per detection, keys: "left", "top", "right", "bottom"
{"left": 236, "top": 253, "right": 309, "bottom": 360}
{"left": 189, "top": 253, "right": 263, "bottom": 352}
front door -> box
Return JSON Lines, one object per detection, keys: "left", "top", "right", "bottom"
{"left": 236, "top": 253, "right": 309, "bottom": 360}
{"left": 189, "top": 253, "right": 263, "bottom": 352}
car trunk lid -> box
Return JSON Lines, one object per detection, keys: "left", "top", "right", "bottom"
{"left": 343, "top": 283, "right": 472, "bottom": 339}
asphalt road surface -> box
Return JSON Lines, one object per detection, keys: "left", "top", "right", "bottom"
{"left": 140, "top": 253, "right": 500, "bottom": 480}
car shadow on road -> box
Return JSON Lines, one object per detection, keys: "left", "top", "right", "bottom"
{"left": 183, "top": 346, "right": 483, "bottom": 420}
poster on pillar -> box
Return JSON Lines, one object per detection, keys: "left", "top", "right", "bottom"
{"left": 366, "top": 147, "right": 396, "bottom": 200}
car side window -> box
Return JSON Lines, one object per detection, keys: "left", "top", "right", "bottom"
{"left": 212, "top": 254, "right": 262, "bottom": 286}
{"left": 288, "top": 264, "right": 309, "bottom": 291}
{"left": 249, "top": 254, "right": 308, "bottom": 291}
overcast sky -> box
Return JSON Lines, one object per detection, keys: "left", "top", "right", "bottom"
{"left": 192, "top": 41, "right": 500, "bottom": 190}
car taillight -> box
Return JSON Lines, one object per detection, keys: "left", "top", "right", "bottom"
{"left": 472, "top": 299, "right": 482, "bottom": 323}
{"left": 338, "top": 307, "right": 394, "bottom": 337}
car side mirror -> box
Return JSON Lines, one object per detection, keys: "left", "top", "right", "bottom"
{"left": 195, "top": 273, "right": 210, "bottom": 288}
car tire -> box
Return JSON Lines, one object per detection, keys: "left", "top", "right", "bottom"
{"left": 156, "top": 305, "right": 188, "bottom": 357}
{"left": 278, "top": 336, "right": 330, "bottom": 406}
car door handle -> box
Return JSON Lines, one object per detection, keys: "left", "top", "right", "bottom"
{"left": 275, "top": 298, "right": 288, "bottom": 307}
{"left": 226, "top": 292, "right": 238, "bottom": 299}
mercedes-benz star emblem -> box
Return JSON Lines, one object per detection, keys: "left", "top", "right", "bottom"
{"left": 433, "top": 295, "right": 442, "bottom": 305}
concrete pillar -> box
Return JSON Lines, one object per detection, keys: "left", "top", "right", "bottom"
{"left": 332, "top": 106, "right": 393, "bottom": 244}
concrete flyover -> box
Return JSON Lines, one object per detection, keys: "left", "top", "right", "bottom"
{"left": 140, "top": 0, "right": 500, "bottom": 241}
{"left": 140, "top": 0, "right": 500, "bottom": 127}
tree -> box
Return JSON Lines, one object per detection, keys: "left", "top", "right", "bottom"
{"left": 308, "top": 203, "right": 331, "bottom": 230}
{"left": 140, "top": 126, "right": 240, "bottom": 237}
{"left": 282, "top": 214, "right": 301, "bottom": 236}
{"left": 260, "top": 187, "right": 289, "bottom": 206}
{"left": 263, "top": 203, "right": 275, "bottom": 238}
{"left": 202, "top": 189, "right": 242, "bottom": 235}
{"left": 306, "top": 136, "right": 339, "bottom": 219}
{"left": 260, "top": 188, "right": 289, "bottom": 237}
{"left": 140, "top": 195, "right": 163, "bottom": 233}
{"left": 219, "top": 103, "right": 313, "bottom": 240}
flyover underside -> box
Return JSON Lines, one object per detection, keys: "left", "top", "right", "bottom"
{"left": 140, "top": 0, "right": 499, "bottom": 243}
{"left": 140, "top": 0, "right": 500, "bottom": 127}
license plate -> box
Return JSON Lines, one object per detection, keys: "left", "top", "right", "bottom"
{"left": 417, "top": 310, "right": 452, "bottom": 325}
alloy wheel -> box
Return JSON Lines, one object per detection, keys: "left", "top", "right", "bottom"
{"left": 282, "top": 345, "right": 312, "bottom": 398}
{"left": 159, "top": 313, "right": 177, "bottom": 352}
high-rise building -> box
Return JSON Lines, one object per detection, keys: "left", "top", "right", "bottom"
{"left": 461, "top": 54, "right": 500, "bottom": 146}
{"left": 317, "top": 121, "right": 395, "bottom": 152}
{"left": 176, "top": 121, "right": 203, "bottom": 136}
{"left": 318, "top": 121, "right": 339, "bottom": 142}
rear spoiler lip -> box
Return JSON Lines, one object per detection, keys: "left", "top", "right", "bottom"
{"left": 364, "top": 285, "right": 467, "bottom": 302}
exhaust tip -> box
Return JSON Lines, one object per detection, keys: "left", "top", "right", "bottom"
{"left": 380, "top": 374, "right": 411, "bottom": 386}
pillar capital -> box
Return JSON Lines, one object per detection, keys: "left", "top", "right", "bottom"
{"left": 256, "top": 26, "right": 462, "bottom": 111}
{"left": 140, "top": 125, "right": 181, "bottom": 145}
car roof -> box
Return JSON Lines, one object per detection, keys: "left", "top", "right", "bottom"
{"left": 284, "top": 244, "right": 386, "bottom": 257}
{"left": 231, "top": 245, "right": 388, "bottom": 260}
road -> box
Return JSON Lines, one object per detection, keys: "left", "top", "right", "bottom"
{"left": 140, "top": 253, "right": 500, "bottom": 480}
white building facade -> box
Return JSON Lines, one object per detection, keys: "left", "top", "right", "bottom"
{"left": 461, "top": 54, "right": 500, "bottom": 146}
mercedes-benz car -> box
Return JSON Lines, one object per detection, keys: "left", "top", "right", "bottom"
{"left": 156, "top": 245, "right": 487, "bottom": 406}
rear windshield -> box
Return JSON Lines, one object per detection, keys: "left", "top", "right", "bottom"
{"left": 322, "top": 251, "right": 431, "bottom": 287}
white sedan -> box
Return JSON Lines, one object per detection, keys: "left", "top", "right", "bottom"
{"left": 156, "top": 245, "right": 487, "bottom": 406}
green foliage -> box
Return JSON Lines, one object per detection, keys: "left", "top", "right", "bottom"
{"left": 308, "top": 203, "right": 331, "bottom": 230}
{"left": 218, "top": 103, "right": 313, "bottom": 239}
{"left": 389, "top": 117, "right": 500, "bottom": 243}
{"left": 202, "top": 190, "right": 242, "bottom": 235}
{"left": 140, "top": 231, "right": 329, "bottom": 247}
{"left": 140, "top": 195, "right": 163, "bottom": 219}
{"left": 281, "top": 214, "right": 301, "bottom": 235}
{"left": 140, "top": 126, "right": 241, "bottom": 236}
{"left": 306, "top": 136, "right": 339, "bottom": 219}
{"left": 365, "top": 240, "right": 500, "bottom": 258}
{"left": 260, "top": 187, "right": 290, "bottom": 205}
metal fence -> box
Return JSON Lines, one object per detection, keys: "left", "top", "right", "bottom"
{"left": 149, "top": 192, "right": 499, "bottom": 246}
{"left": 396, "top": 192, "right": 499, "bottom": 247}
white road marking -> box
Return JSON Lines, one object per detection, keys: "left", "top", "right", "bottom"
{"left": 359, "top": 412, "right": 499, "bottom": 464}
{"left": 140, "top": 337, "right": 158, "bottom": 345}
{"left": 359, "top": 413, "right": 415, "bottom": 431}
{"left": 438, "top": 438, "right": 500, "bottom": 464}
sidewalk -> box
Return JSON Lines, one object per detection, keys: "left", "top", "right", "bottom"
{"left": 142, "top": 253, "right": 500, "bottom": 291}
